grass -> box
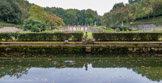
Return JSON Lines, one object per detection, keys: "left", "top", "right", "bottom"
{"left": 19, "top": 30, "right": 54, "bottom": 33}
{"left": 84, "top": 32, "right": 93, "bottom": 39}
{"left": 44, "top": 30, "right": 54, "bottom": 33}
{"left": 19, "top": 31, "right": 41, "bottom": 33}
{"left": 104, "top": 29, "right": 116, "bottom": 33}
{"left": 104, "top": 29, "right": 162, "bottom": 33}
{"left": 95, "top": 26, "right": 104, "bottom": 29}
{"left": 119, "top": 31, "right": 162, "bottom": 33}
{"left": 132, "top": 16, "right": 162, "bottom": 26}
{"left": 0, "top": 21, "right": 23, "bottom": 29}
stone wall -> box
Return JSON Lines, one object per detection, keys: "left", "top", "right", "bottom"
{"left": 131, "top": 24, "right": 162, "bottom": 31}
{"left": 58, "top": 26, "right": 103, "bottom": 32}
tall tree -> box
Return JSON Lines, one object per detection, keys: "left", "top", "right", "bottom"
{"left": 152, "top": 0, "right": 162, "bottom": 17}
{"left": 28, "top": 5, "right": 47, "bottom": 23}
{"left": 44, "top": 7, "right": 101, "bottom": 26}
{"left": 113, "top": 2, "right": 124, "bottom": 10}
{"left": 85, "top": 9, "right": 98, "bottom": 25}
{"left": 102, "top": 2, "right": 129, "bottom": 29}
{"left": 0, "top": 0, "right": 23, "bottom": 24}
{"left": 15, "top": 0, "right": 30, "bottom": 19}
{"left": 129, "top": 0, "right": 140, "bottom": 4}
{"left": 46, "top": 14, "right": 65, "bottom": 29}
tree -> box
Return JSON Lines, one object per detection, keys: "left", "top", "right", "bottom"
{"left": 0, "top": 0, "right": 23, "bottom": 24}
{"left": 129, "top": 0, "right": 140, "bottom": 4}
{"left": 152, "top": 0, "right": 162, "bottom": 17}
{"left": 15, "top": 0, "right": 31, "bottom": 19}
{"left": 102, "top": 3, "right": 129, "bottom": 30}
{"left": 46, "top": 14, "right": 65, "bottom": 29}
{"left": 102, "top": 0, "right": 162, "bottom": 30}
{"left": 28, "top": 5, "right": 47, "bottom": 23}
{"left": 128, "top": 3, "right": 139, "bottom": 21}
{"left": 113, "top": 2, "right": 124, "bottom": 10}
{"left": 96, "top": 16, "right": 102, "bottom": 26}
{"left": 44, "top": 7, "right": 101, "bottom": 26}
{"left": 102, "top": 12, "right": 119, "bottom": 29}
{"left": 66, "top": 9, "right": 79, "bottom": 25}
{"left": 76, "top": 10, "right": 86, "bottom": 25}
{"left": 24, "top": 19, "right": 46, "bottom": 32}
{"left": 85, "top": 9, "right": 98, "bottom": 25}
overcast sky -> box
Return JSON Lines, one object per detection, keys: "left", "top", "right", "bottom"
{"left": 27, "top": 0, "right": 128, "bottom": 15}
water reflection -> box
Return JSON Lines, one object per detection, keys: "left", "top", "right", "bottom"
{"left": 0, "top": 55, "right": 161, "bottom": 83}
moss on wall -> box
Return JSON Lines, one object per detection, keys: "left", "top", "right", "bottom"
{"left": 0, "top": 46, "right": 162, "bottom": 54}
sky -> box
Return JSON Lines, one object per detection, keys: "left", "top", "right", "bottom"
{"left": 27, "top": 0, "right": 128, "bottom": 15}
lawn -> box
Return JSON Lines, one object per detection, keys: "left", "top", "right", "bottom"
{"left": 131, "top": 16, "right": 162, "bottom": 26}
{"left": 0, "top": 21, "right": 23, "bottom": 29}
{"left": 118, "top": 31, "right": 162, "bottom": 33}
{"left": 84, "top": 32, "right": 93, "bottom": 39}
{"left": 104, "top": 29, "right": 162, "bottom": 33}
{"left": 104, "top": 29, "right": 116, "bottom": 33}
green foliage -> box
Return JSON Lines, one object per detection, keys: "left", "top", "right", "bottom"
{"left": 28, "top": 5, "right": 47, "bottom": 23}
{"left": 103, "top": 0, "right": 162, "bottom": 29}
{"left": 46, "top": 14, "right": 64, "bottom": 29}
{"left": 92, "top": 33, "right": 162, "bottom": 41}
{"left": 152, "top": 0, "right": 162, "bottom": 17}
{"left": 23, "top": 19, "right": 46, "bottom": 32}
{"left": 0, "top": 46, "right": 86, "bottom": 54}
{"left": 0, "top": 21, "right": 23, "bottom": 28}
{"left": 72, "top": 32, "right": 84, "bottom": 41}
{"left": 0, "top": 0, "right": 100, "bottom": 27}
{"left": 15, "top": 0, "right": 31, "bottom": 19}
{"left": 129, "top": 0, "right": 140, "bottom": 3}
{"left": 118, "top": 26, "right": 130, "bottom": 31}
{"left": 132, "top": 16, "right": 162, "bottom": 25}
{"left": 74, "top": 31, "right": 84, "bottom": 33}
{"left": 113, "top": 2, "right": 124, "bottom": 10}
{"left": 0, "top": 0, "right": 23, "bottom": 24}
{"left": 45, "top": 7, "right": 101, "bottom": 26}
{"left": 0, "top": 32, "right": 84, "bottom": 42}
{"left": 45, "top": 7, "right": 77, "bottom": 25}
{"left": 102, "top": 4, "right": 129, "bottom": 29}
{"left": 0, "top": 33, "right": 19, "bottom": 41}
{"left": 18, "top": 33, "right": 83, "bottom": 41}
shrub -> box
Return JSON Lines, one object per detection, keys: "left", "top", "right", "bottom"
{"left": 0, "top": 33, "right": 19, "bottom": 41}
{"left": 17, "top": 33, "right": 83, "bottom": 41}
{"left": 71, "top": 33, "right": 83, "bottom": 41}
{"left": 23, "top": 19, "right": 46, "bottom": 32}
{"left": 92, "top": 33, "right": 162, "bottom": 41}
{"left": 74, "top": 30, "right": 84, "bottom": 33}
{"left": 0, "top": 32, "right": 84, "bottom": 42}
{"left": 118, "top": 26, "right": 130, "bottom": 31}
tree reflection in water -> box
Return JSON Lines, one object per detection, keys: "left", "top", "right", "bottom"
{"left": 0, "top": 55, "right": 161, "bottom": 82}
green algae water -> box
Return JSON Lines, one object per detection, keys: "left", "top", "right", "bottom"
{"left": 0, "top": 55, "right": 161, "bottom": 83}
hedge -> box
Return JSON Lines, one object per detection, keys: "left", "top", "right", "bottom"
{"left": 0, "top": 33, "right": 19, "bottom": 41}
{"left": 0, "top": 32, "right": 84, "bottom": 42}
{"left": 92, "top": 33, "right": 162, "bottom": 41}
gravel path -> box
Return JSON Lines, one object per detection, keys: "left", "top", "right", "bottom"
{"left": 0, "top": 27, "right": 24, "bottom": 33}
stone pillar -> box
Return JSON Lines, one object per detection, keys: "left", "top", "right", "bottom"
{"left": 72, "top": 27, "right": 74, "bottom": 32}
{"left": 84, "top": 26, "right": 85, "bottom": 32}
{"left": 80, "top": 26, "right": 81, "bottom": 31}
{"left": 62, "top": 27, "right": 64, "bottom": 32}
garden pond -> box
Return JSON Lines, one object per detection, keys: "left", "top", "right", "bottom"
{"left": 0, "top": 54, "right": 161, "bottom": 83}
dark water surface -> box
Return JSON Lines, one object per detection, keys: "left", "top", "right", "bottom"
{"left": 0, "top": 55, "right": 161, "bottom": 83}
